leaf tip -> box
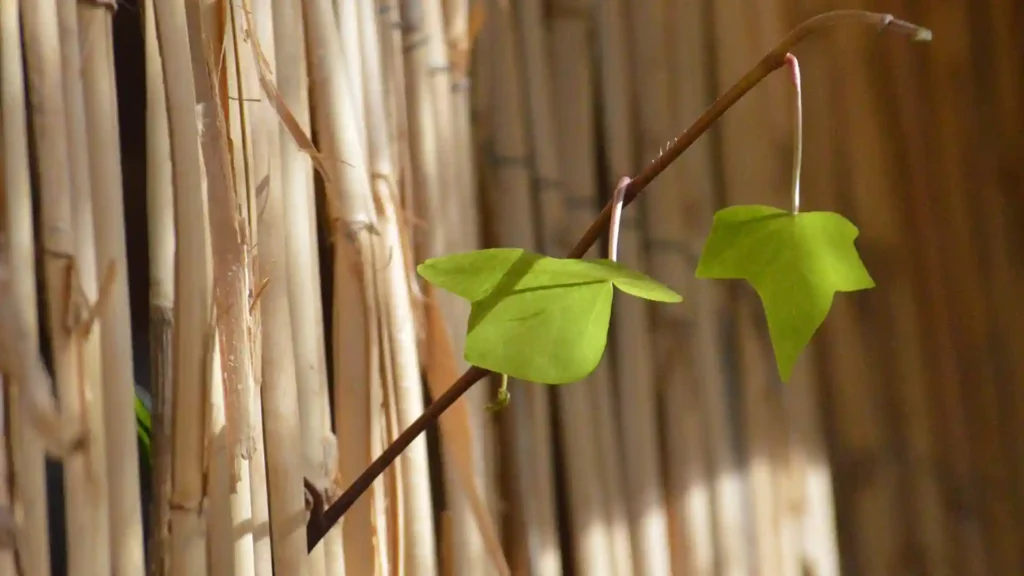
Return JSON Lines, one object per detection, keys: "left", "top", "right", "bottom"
{"left": 776, "top": 362, "right": 795, "bottom": 384}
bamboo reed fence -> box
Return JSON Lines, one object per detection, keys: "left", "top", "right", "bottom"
{"left": 0, "top": 0, "right": 1021, "bottom": 575}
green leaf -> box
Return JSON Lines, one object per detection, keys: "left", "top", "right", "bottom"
{"left": 135, "top": 392, "right": 152, "bottom": 465}
{"left": 559, "top": 258, "right": 682, "bottom": 302}
{"left": 695, "top": 205, "right": 875, "bottom": 381}
{"left": 417, "top": 248, "right": 529, "bottom": 302}
{"left": 418, "top": 248, "right": 682, "bottom": 384}
{"left": 465, "top": 278, "right": 612, "bottom": 384}
{"left": 135, "top": 393, "right": 152, "bottom": 433}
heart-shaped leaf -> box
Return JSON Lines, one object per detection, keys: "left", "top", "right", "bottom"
{"left": 695, "top": 205, "right": 875, "bottom": 381}
{"left": 418, "top": 248, "right": 682, "bottom": 384}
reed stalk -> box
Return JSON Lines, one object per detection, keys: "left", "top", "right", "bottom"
{"left": 257, "top": 0, "right": 336, "bottom": 573}
{"left": 411, "top": 0, "right": 477, "bottom": 443}
{"left": 507, "top": 2, "right": 592, "bottom": 574}
{"left": 545, "top": 7, "right": 634, "bottom": 575}
{"left": 151, "top": 0, "right": 216, "bottom": 573}
{"left": 593, "top": 4, "right": 679, "bottom": 573}
{"left": 661, "top": 0, "right": 748, "bottom": 573}
{"left": 218, "top": 1, "right": 266, "bottom": 574}
{"left": 0, "top": 120, "right": 15, "bottom": 576}
{"left": 354, "top": 1, "right": 412, "bottom": 572}
{"left": 609, "top": 2, "right": 698, "bottom": 572}
{"left": 333, "top": 0, "right": 369, "bottom": 156}
{"left": 307, "top": 0, "right": 437, "bottom": 572}
{"left": 876, "top": 2, "right": 990, "bottom": 572}
{"left": 251, "top": 64, "right": 310, "bottom": 576}
{"left": 594, "top": 3, "right": 675, "bottom": 575}
{"left": 490, "top": 4, "right": 606, "bottom": 573}
{"left": 379, "top": 325, "right": 406, "bottom": 576}
{"left": 141, "top": 1, "right": 176, "bottom": 572}
{"left": 363, "top": 246, "right": 391, "bottom": 576}
{"left": 215, "top": 6, "right": 309, "bottom": 571}
{"left": 0, "top": 376, "right": 12, "bottom": 574}
{"left": 270, "top": 0, "right": 334, "bottom": 535}
{"left": 302, "top": 0, "right": 378, "bottom": 573}
{"left": 397, "top": 4, "right": 451, "bottom": 473}
{"left": 813, "top": 228, "right": 898, "bottom": 576}
{"left": 663, "top": 0, "right": 752, "bottom": 572}
{"left": 261, "top": 0, "right": 322, "bottom": 572}
{"left": 399, "top": 0, "right": 442, "bottom": 268}
{"left": 238, "top": 137, "right": 271, "bottom": 576}
{"left": 375, "top": 189, "right": 437, "bottom": 576}
{"left": 424, "top": 2, "right": 509, "bottom": 574}
{"left": 705, "top": 2, "right": 792, "bottom": 573}
{"left": 0, "top": 0, "right": 53, "bottom": 572}
{"left": 245, "top": 327, "right": 273, "bottom": 576}
{"left": 240, "top": 187, "right": 272, "bottom": 576}
{"left": 25, "top": 0, "right": 113, "bottom": 572}
{"left": 79, "top": 2, "right": 148, "bottom": 573}
{"left": 375, "top": 4, "right": 412, "bottom": 571}
{"left": 445, "top": 2, "right": 503, "bottom": 557}
{"left": 182, "top": 3, "right": 253, "bottom": 574}
{"left": 808, "top": 16, "right": 939, "bottom": 570}
{"left": 376, "top": 0, "right": 426, "bottom": 338}
{"left": 324, "top": 4, "right": 379, "bottom": 575}
{"left": 206, "top": 332, "right": 241, "bottom": 576}
{"left": 920, "top": 1, "right": 1020, "bottom": 568}
{"left": 417, "top": 1, "right": 458, "bottom": 255}
{"left": 443, "top": 1, "right": 483, "bottom": 259}
{"left": 977, "top": 0, "right": 1024, "bottom": 523}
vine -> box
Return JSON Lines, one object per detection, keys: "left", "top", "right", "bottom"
{"left": 299, "top": 9, "right": 932, "bottom": 551}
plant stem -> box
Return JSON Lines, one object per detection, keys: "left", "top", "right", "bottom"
{"left": 607, "top": 176, "right": 631, "bottom": 262}
{"left": 305, "top": 9, "right": 931, "bottom": 552}
{"left": 785, "top": 53, "right": 803, "bottom": 214}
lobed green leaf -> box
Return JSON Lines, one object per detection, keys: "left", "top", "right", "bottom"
{"left": 418, "top": 248, "right": 682, "bottom": 384}
{"left": 696, "top": 204, "right": 874, "bottom": 381}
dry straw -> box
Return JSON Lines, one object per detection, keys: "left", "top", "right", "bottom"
{"left": 150, "top": 0, "right": 216, "bottom": 574}
{"left": 140, "top": 1, "right": 176, "bottom": 572}
{"left": 0, "top": 0, "right": 55, "bottom": 573}
{"left": 79, "top": 1, "right": 148, "bottom": 572}
{"left": 356, "top": 4, "right": 402, "bottom": 572}
{"left": 24, "top": 0, "right": 112, "bottom": 574}
{"left": 0, "top": 375, "right": 13, "bottom": 574}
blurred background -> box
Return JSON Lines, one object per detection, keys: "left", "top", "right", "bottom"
{"left": 2, "top": 0, "right": 1021, "bottom": 575}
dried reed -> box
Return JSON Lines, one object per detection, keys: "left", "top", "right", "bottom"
{"left": 141, "top": 0, "right": 176, "bottom": 571}
{"left": 0, "top": 375, "right": 13, "bottom": 574}
{"left": 0, "top": 0, "right": 53, "bottom": 572}
{"left": 79, "top": 2, "right": 148, "bottom": 572}
{"left": 26, "top": 0, "right": 112, "bottom": 572}
{"left": 151, "top": 0, "right": 216, "bottom": 573}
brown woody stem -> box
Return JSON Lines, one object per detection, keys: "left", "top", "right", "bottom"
{"left": 305, "top": 9, "right": 931, "bottom": 552}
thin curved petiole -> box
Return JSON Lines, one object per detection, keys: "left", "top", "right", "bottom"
{"left": 607, "top": 176, "right": 631, "bottom": 262}
{"left": 785, "top": 53, "right": 803, "bottom": 214}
